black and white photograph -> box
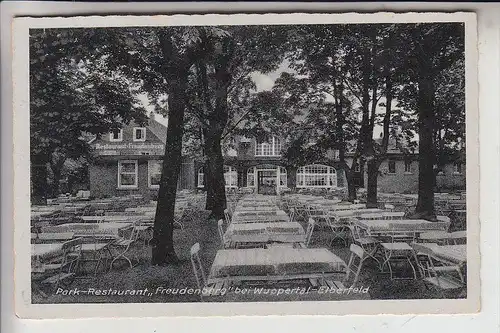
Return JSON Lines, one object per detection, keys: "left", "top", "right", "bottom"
{"left": 12, "top": 12, "right": 479, "bottom": 317}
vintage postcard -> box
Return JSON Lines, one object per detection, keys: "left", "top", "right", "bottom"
{"left": 12, "top": 12, "right": 479, "bottom": 318}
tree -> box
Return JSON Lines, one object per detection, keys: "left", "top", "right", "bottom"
{"left": 30, "top": 29, "right": 147, "bottom": 204}
{"left": 403, "top": 23, "right": 465, "bottom": 219}
{"left": 186, "top": 26, "right": 286, "bottom": 219}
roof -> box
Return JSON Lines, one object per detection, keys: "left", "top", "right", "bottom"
{"left": 147, "top": 117, "right": 168, "bottom": 143}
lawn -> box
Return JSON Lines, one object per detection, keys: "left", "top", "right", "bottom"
{"left": 33, "top": 209, "right": 465, "bottom": 304}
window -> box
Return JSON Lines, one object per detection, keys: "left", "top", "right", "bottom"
{"left": 148, "top": 160, "right": 162, "bottom": 188}
{"left": 255, "top": 137, "right": 282, "bottom": 156}
{"left": 118, "top": 160, "right": 138, "bottom": 189}
{"left": 297, "top": 164, "right": 337, "bottom": 188}
{"left": 224, "top": 166, "right": 238, "bottom": 188}
{"left": 246, "top": 166, "right": 287, "bottom": 188}
{"left": 454, "top": 162, "right": 463, "bottom": 174}
{"left": 133, "top": 127, "right": 146, "bottom": 142}
{"left": 404, "top": 160, "right": 412, "bottom": 173}
{"left": 197, "top": 167, "right": 204, "bottom": 188}
{"left": 110, "top": 129, "right": 123, "bottom": 142}
{"left": 388, "top": 160, "right": 396, "bottom": 174}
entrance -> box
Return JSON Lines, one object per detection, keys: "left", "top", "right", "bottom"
{"left": 257, "top": 170, "right": 277, "bottom": 195}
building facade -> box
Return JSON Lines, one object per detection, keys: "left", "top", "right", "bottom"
{"left": 88, "top": 121, "right": 465, "bottom": 198}
{"left": 88, "top": 118, "right": 195, "bottom": 199}
{"left": 196, "top": 135, "right": 466, "bottom": 195}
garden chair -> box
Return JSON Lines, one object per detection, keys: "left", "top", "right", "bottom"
{"left": 108, "top": 223, "right": 139, "bottom": 271}
{"left": 224, "top": 209, "right": 231, "bottom": 226}
{"left": 190, "top": 243, "right": 228, "bottom": 300}
{"left": 173, "top": 206, "right": 185, "bottom": 230}
{"left": 380, "top": 223, "right": 419, "bottom": 280}
{"left": 190, "top": 243, "right": 206, "bottom": 290}
{"left": 343, "top": 243, "right": 367, "bottom": 288}
{"left": 347, "top": 218, "right": 381, "bottom": 268}
{"left": 309, "top": 243, "right": 366, "bottom": 290}
{"left": 415, "top": 248, "right": 465, "bottom": 295}
{"left": 326, "top": 214, "right": 350, "bottom": 247}
{"left": 38, "top": 237, "right": 83, "bottom": 291}
{"left": 302, "top": 218, "right": 316, "bottom": 248}
{"left": 217, "top": 219, "right": 225, "bottom": 248}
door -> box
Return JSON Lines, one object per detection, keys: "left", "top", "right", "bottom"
{"left": 257, "top": 170, "right": 277, "bottom": 195}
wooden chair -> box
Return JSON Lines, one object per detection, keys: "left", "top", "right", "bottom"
{"left": 190, "top": 243, "right": 206, "bottom": 290}
{"left": 343, "top": 243, "right": 367, "bottom": 288}
{"left": 325, "top": 214, "right": 349, "bottom": 247}
{"left": 224, "top": 209, "right": 231, "bottom": 226}
{"left": 108, "top": 223, "right": 139, "bottom": 271}
{"left": 437, "top": 215, "right": 452, "bottom": 231}
{"left": 347, "top": 218, "right": 381, "bottom": 267}
{"left": 309, "top": 244, "right": 366, "bottom": 291}
{"left": 417, "top": 251, "right": 465, "bottom": 295}
{"left": 380, "top": 223, "right": 418, "bottom": 280}
{"left": 174, "top": 205, "right": 185, "bottom": 230}
{"left": 38, "top": 237, "right": 83, "bottom": 290}
{"left": 217, "top": 219, "right": 225, "bottom": 248}
{"left": 303, "top": 218, "right": 316, "bottom": 248}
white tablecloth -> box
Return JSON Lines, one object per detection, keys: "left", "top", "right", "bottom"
{"left": 209, "top": 247, "right": 346, "bottom": 280}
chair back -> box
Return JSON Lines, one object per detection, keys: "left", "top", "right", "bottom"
{"left": 436, "top": 215, "right": 452, "bottom": 231}
{"left": 388, "top": 222, "right": 417, "bottom": 243}
{"left": 190, "top": 243, "right": 206, "bottom": 290}
{"left": 217, "top": 219, "right": 225, "bottom": 246}
{"left": 344, "top": 243, "right": 365, "bottom": 287}
{"left": 304, "top": 218, "right": 316, "bottom": 247}
{"left": 224, "top": 209, "right": 231, "bottom": 225}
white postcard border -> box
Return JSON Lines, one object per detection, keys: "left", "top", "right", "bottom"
{"left": 12, "top": 12, "right": 479, "bottom": 318}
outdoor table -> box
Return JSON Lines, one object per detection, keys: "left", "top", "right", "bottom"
{"left": 223, "top": 222, "right": 305, "bottom": 247}
{"left": 232, "top": 211, "right": 289, "bottom": 224}
{"left": 33, "top": 232, "right": 75, "bottom": 243}
{"left": 207, "top": 247, "right": 347, "bottom": 284}
{"left": 355, "top": 219, "right": 448, "bottom": 235}
{"left": 328, "top": 208, "right": 383, "bottom": 223}
{"left": 31, "top": 243, "right": 64, "bottom": 260}
{"left": 234, "top": 206, "right": 277, "bottom": 212}
{"left": 44, "top": 222, "right": 131, "bottom": 236}
{"left": 81, "top": 215, "right": 145, "bottom": 223}
{"left": 412, "top": 243, "right": 467, "bottom": 265}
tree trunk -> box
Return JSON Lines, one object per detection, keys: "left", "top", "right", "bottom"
{"left": 286, "top": 166, "right": 297, "bottom": 190}
{"left": 31, "top": 154, "right": 49, "bottom": 205}
{"left": 151, "top": 76, "right": 187, "bottom": 266}
{"left": 49, "top": 158, "right": 65, "bottom": 197}
{"left": 204, "top": 155, "right": 215, "bottom": 211}
{"left": 366, "top": 159, "right": 380, "bottom": 208}
{"left": 414, "top": 73, "right": 437, "bottom": 220}
{"left": 204, "top": 131, "right": 227, "bottom": 220}
{"left": 345, "top": 168, "right": 357, "bottom": 202}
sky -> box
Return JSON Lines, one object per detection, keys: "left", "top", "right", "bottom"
{"left": 147, "top": 62, "right": 399, "bottom": 140}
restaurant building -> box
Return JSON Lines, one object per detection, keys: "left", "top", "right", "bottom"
{"left": 196, "top": 135, "right": 466, "bottom": 195}
{"left": 88, "top": 117, "right": 195, "bottom": 199}
{"left": 88, "top": 118, "right": 465, "bottom": 198}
